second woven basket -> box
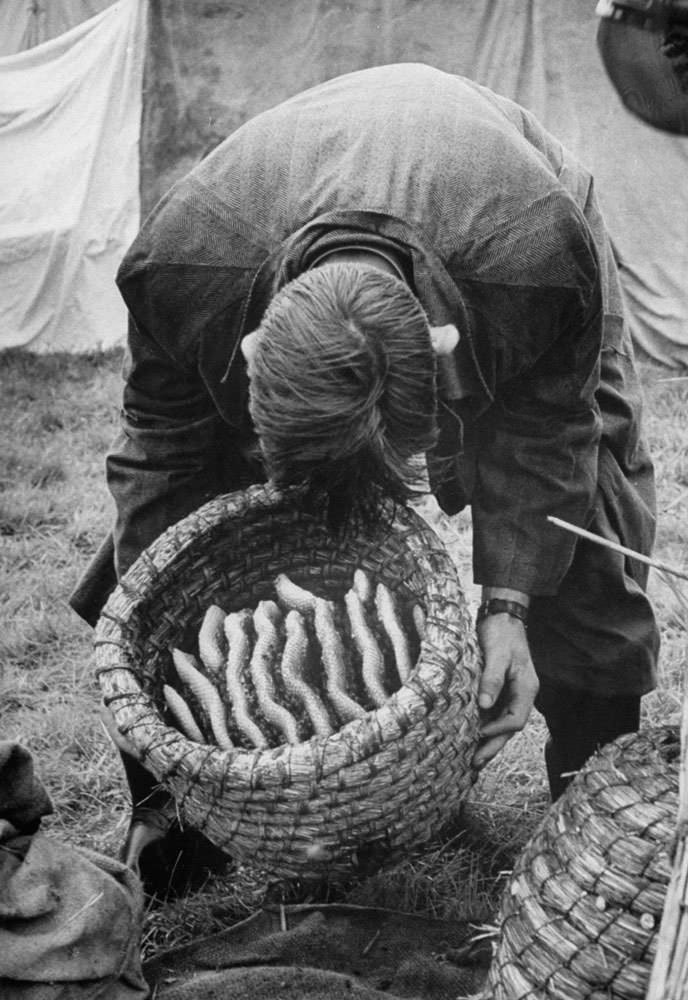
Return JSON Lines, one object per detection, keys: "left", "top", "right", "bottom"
{"left": 94, "top": 484, "right": 481, "bottom": 879}
{"left": 485, "top": 724, "right": 679, "bottom": 1000}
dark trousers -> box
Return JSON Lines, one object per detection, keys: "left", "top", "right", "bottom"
{"left": 119, "top": 749, "right": 229, "bottom": 896}
{"left": 535, "top": 675, "right": 641, "bottom": 800}
{"left": 119, "top": 749, "right": 171, "bottom": 815}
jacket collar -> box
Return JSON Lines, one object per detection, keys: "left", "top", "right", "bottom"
{"left": 223, "top": 209, "right": 494, "bottom": 409}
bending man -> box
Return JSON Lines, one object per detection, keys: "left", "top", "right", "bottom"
{"left": 72, "top": 64, "right": 659, "bottom": 884}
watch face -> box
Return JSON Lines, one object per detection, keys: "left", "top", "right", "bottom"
{"left": 597, "top": 17, "right": 688, "bottom": 135}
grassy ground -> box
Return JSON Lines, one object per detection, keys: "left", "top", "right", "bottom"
{"left": 1, "top": 346, "right": 686, "bottom": 959}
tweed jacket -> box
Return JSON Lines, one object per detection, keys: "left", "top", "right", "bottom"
{"left": 104, "top": 63, "right": 652, "bottom": 601}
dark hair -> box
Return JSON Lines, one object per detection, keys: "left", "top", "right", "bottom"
{"left": 248, "top": 263, "right": 438, "bottom": 528}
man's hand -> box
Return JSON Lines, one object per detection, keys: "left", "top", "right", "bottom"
{"left": 472, "top": 590, "right": 539, "bottom": 771}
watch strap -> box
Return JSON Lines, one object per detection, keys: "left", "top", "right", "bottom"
{"left": 476, "top": 598, "right": 529, "bottom": 626}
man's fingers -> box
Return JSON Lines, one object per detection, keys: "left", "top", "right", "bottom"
{"left": 479, "top": 708, "right": 529, "bottom": 740}
{"left": 472, "top": 732, "right": 512, "bottom": 770}
{"left": 477, "top": 659, "right": 509, "bottom": 710}
{"left": 480, "top": 674, "right": 538, "bottom": 739}
{"left": 474, "top": 616, "right": 538, "bottom": 767}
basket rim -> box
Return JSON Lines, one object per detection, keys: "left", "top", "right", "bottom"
{"left": 94, "top": 483, "right": 480, "bottom": 789}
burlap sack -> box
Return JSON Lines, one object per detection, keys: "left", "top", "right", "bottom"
{"left": 0, "top": 742, "right": 148, "bottom": 1000}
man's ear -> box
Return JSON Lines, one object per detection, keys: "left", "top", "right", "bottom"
{"left": 240, "top": 329, "right": 262, "bottom": 365}
{"left": 429, "top": 324, "right": 460, "bottom": 355}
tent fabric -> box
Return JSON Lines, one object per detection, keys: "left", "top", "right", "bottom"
{"left": 0, "top": 0, "right": 686, "bottom": 365}
{"left": 0, "top": 0, "right": 146, "bottom": 353}
{"left": 140, "top": 0, "right": 688, "bottom": 369}
{"left": 0, "top": 0, "right": 114, "bottom": 57}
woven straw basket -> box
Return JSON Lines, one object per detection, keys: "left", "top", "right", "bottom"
{"left": 485, "top": 724, "right": 680, "bottom": 1000}
{"left": 94, "top": 483, "right": 480, "bottom": 879}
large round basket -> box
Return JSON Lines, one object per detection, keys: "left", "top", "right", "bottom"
{"left": 94, "top": 484, "right": 480, "bottom": 879}
{"left": 485, "top": 725, "right": 680, "bottom": 1000}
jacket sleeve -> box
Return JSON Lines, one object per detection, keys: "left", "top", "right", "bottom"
{"left": 106, "top": 318, "right": 232, "bottom": 578}
{"left": 469, "top": 274, "right": 604, "bottom": 596}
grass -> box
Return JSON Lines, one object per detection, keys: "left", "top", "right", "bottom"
{"left": 1, "top": 346, "right": 686, "bottom": 961}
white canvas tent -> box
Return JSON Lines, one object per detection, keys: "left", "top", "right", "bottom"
{"left": 0, "top": 0, "right": 145, "bottom": 352}
{"left": 1, "top": 0, "right": 687, "bottom": 367}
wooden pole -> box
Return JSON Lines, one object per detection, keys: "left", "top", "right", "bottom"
{"left": 546, "top": 516, "right": 688, "bottom": 582}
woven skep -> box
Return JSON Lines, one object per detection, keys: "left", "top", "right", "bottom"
{"left": 485, "top": 725, "right": 680, "bottom": 1000}
{"left": 94, "top": 483, "right": 481, "bottom": 879}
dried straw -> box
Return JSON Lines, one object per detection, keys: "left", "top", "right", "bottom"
{"left": 94, "top": 483, "right": 481, "bottom": 879}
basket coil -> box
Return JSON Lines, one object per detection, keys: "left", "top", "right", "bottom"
{"left": 94, "top": 484, "right": 481, "bottom": 878}
{"left": 485, "top": 725, "right": 680, "bottom": 1000}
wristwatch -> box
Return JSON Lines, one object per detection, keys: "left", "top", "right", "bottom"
{"left": 476, "top": 598, "right": 529, "bottom": 626}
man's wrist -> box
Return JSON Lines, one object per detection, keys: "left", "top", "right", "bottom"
{"left": 481, "top": 586, "right": 531, "bottom": 607}
{"left": 477, "top": 588, "right": 530, "bottom": 628}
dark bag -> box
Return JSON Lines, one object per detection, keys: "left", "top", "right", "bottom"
{"left": 0, "top": 742, "right": 148, "bottom": 1000}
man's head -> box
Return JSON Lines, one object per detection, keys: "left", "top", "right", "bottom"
{"left": 242, "top": 261, "right": 455, "bottom": 526}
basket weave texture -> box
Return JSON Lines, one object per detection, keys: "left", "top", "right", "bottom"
{"left": 485, "top": 725, "right": 680, "bottom": 1000}
{"left": 95, "top": 484, "right": 480, "bottom": 878}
